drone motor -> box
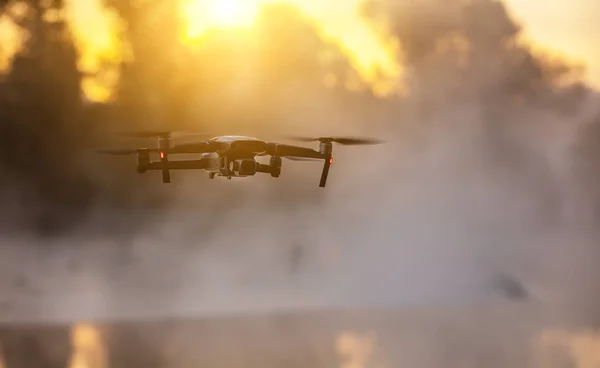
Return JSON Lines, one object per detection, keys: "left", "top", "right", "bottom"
{"left": 136, "top": 151, "right": 150, "bottom": 173}
{"left": 269, "top": 156, "right": 282, "bottom": 178}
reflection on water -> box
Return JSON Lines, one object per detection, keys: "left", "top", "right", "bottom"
{"left": 1, "top": 321, "right": 600, "bottom": 368}
{"left": 336, "top": 331, "right": 378, "bottom": 368}
{"left": 69, "top": 324, "right": 106, "bottom": 368}
{"left": 535, "top": 330, "right": 600, "bottom": 368}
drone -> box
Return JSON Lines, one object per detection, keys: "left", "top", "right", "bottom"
{"left": 94, "top": 131, "right": 384, "bottom": 187}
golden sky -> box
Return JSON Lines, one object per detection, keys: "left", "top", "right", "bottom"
{"left": 0, "top": 0, "right": 598, "bottom": 99}
{"left": 504, "top": 0, "right": 600, "bottom": 89}
{"left": 180, "top": 0, "right": 401, "bottom": 95}
{"left": 69, "top": 0, "right": 600, "bottom": 99}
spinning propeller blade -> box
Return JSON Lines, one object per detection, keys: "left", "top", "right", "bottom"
{"left": 169, "top": 141, "right": 215, "bottom": 154}
{"left": 283, "top": 156, "right": 321, "bottom": 162}
{"left": 116, "top": 130, "right": 209, "bottom": 139}
{"left": 118, "top": 131, "right": 172, "bottom": 138}
{"left": 97, "top": 131, "right": 213, "bottom": 184}
{"left": 93, "top": 148, "right": 157, "bottom": 155}
{"left": 328, "top": 137, "right": 385, "bottom": 145}
{"left": 281, "top": 136, "right": 383, "bottom": 187}
{"left": 286, "top": 136, "right": 384, "bottom": 145}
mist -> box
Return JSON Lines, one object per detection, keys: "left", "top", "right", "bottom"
{"left": 1, "top": 0, "right": 600, "bottom": 366}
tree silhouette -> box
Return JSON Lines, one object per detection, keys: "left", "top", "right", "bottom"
{"left": 0, "top": 0, "right": 96, "bottom": 236}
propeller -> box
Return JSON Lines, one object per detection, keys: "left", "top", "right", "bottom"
{"left": 117, "top": 131, "right": 173, "bottom": 138}
{"left": 93, "top": 146, "right": 213, "bottom": 155}
{"left": 286, "top": 136, "right": 385, "bottom": 145}
{"left": 283, "top": 156, "right": 321, "bottom": 162}
{"left": 281, "top": 137, "right": 383, "bottom": 187}
{"left": 93, "top": 148, "right": 158, "bottom": 155}
{"left": 116, "top": 130, "right": 210, "bottom": 139}
{"left": 169, "top": 141, "right": 216, "bottom": 154}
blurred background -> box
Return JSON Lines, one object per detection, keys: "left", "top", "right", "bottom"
{"left": 0, "top": 0, "right": 600, "bottom": 366}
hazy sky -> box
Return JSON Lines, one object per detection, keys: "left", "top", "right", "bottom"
{"left": 505, "top": 0, "right": 599, "bottom": 88}
{"left": 1, "top": 0, "right": 598, "bottom": 94}
{"left": 65, "top": 0, "right": 600, "bottom": 93}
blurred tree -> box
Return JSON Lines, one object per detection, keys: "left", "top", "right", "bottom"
{"left": 0, "top": 327, "right": 71, "bottom": 368}
{"left": 0, "top": 0, "right": 95, "bottom": 235}
{"left": 0, "top": 1, "right": 83, "bottom": 366}
{"left": 103, "top": 0, "right": 199, "bottom": 132}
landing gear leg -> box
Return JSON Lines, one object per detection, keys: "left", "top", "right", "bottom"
{"left": 208, "top": 172, "right": 216, "bottom": 179}
{"left": 270, "top": 156, "right": 282, "bottom": 178}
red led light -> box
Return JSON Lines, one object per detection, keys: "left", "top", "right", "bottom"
{"left": 329, "top": 157, "right": 333, "bottom": 164}
{"left": 160, "top": 152, "right": 165, "bottom": 159}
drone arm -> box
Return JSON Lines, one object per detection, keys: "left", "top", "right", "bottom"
{"left": 159, "top": 141, "right": 216, "bottom": 182}
{"left": 146, "top": 159, "right": 210, "bottom": 170}
{"left": 169, "top": 141, "right": 217, "bottom": 154}
{"left": 265, "top": 143, "right": 325, "bottom": 160}
{"left": 256, "top": 163, "right": 279, "bottom": 175}
{"left": 265, "top": 142, "right": 333, "bottom": 187}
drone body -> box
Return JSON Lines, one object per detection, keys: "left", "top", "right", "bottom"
{"left": 95, "top": 132, "right": 382, "bottom": 187}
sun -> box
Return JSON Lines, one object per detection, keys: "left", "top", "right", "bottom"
{"left": 211, "top": 0, "right": 257, "bottom": 26}
{"left": 181, "top": 0, "right": 261, "bottom": 39}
